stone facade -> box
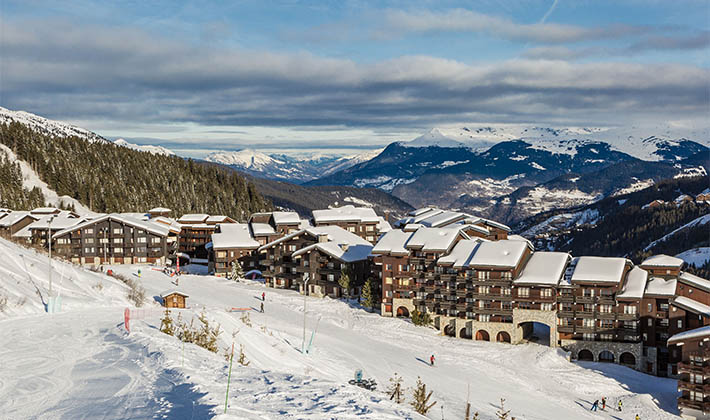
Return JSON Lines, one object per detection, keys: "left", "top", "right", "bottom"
{"left": 392, "top": 297, "right": 415, "bottom": 318}
{"left": 512, "top": 308, "right": 558, "bottom": 347}
{"left": 561, "top": 339, "right": 643, "bottom": 371}
{"left": 433, "top": 315, "right": 516, "bottom": 343}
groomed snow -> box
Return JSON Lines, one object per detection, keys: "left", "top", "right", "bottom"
{"left": 676, "top": 247, "right": 710, "bottom": 268}
{"left": 0, "top": 237, "right": 682, "bottom": 419}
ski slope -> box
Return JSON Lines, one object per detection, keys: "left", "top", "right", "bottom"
{"left": 0, "top": 236, "right": 678, "bottom": 419}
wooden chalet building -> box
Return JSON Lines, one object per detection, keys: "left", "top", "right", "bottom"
{"left": 248, "top": 211, "right": 303, "bottom": 245}
{"left": 0, "top": 211, "right": 38, "bottom": 239}
{"left": 148, "top": 207, "right": 172, "bottom": 218}
{"left": 23, "top": 211, "right": 84, "bottom": 246}
{"left": 161, "top": 290, "right": 188, "bottom": 308}
{"left": 209, "top": 223, "right": 260, "bottom": 277}
{"left": 669, "top": 326, "right": 710, "bottom": 419}
{"left": 312, "top": 205, "right": 383, "bottom": 244}
{"left": 395, "top": 207, "right": 510, "bottom": 241}
{"left": 177, "top": 214, "right": 236, "bottom": 259}
{"left": 52, "top": 213, "right": 171, "bottom": 265}
{"left": 258, "top": 225, "right": 371, "bottom": 297}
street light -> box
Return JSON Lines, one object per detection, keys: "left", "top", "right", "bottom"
{"left": 302, "top": 274, "right": 310, "bottom": 354}
{"left": 102, "top": 226, "right": 108, "bottom": 264}
{"left": 47, "top": 215, "right": 56, "bottom": 297}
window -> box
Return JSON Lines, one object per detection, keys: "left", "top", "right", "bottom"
{"left": 366, "top": 236, "right": 375, "bottom": 242}
{"left": 115, "top": 247, "right": 123, "bottom": 253}
{"left": 583, "top": 318, "right": 595, "bottom": 327}
{"left": 599, "top": 304, "right": 612, "bottom": 313}
{"left": 600, "top": 319, "right": 613, "bottom": 329}
{"left": 624, "top": 321, "right": 638, "bottom": 330}
{"left": 690, "top": 391, "right": 704, "bottom": 402}
{"left": 479, "top": 314, "right": 490, "bottom": 322}
{"left": 385, "top": 277, "right": 393, "bottom": 285}
{"left": 400, "top": 279, "right": 410, "bottom": 286}
{"left": 478, "top": 286, "right": 490, "bottom": 295}
{"left": 400, "top": 264, "right": 409, "bottom": 272}
{"left": 478, "top": 300, "right": 485, "bottom": 308}
{"left": 85, "top": 228, "right": 94, "bottom": 234}
{"left": 502, "top": 301, "right": 512, "bottom": 310}
{"left": 678, "top": 319, "right": 683, "bottom": 329}
{"left": 659, "top": 318, "right": 669, "bottom": 327}
{"left": 151, "top": 237, "right": 161, "bottom": 244}
{"left": 113, "top": 238, "right": 122, "bottom": 244}
{"left": 288, "top": 245, "right": 296, "bottom": 252}
{"left": 501, "top": 271, "right": 512, "bottom": 280}
{"left": 691, "top": 373, "right": 704, "bottom": 384}
{"left": 347, "top": 226, "right": 356, "bottom": 232}
{"left": 385, "top": 264, "right": 392, "bottom": 271}
{"left": 541, "top": 303, "right": 553, "bottom": 311}
{"left": 517, "top": 302, "right": 531, "bottom": 309}
{"left": 216, "top": 251, "right": 226, "bottom": 258}
{"left": 113, "top": 228, "right": 123, "bottom": 234}
{"left": 137, "top": 237, "right": 147, "bottom": 243}
{"left": 518, "top": 287, "right": 530, "bottom": 297}
{"left": 624, "top": 305, "right": 637, "bottom": 314}
{"left": 583, "top": 333, "right": 594, "bottom": 341}
{"left": 600, "top": 334, "right": 613, "bottom": 341}
{"left": 647, "top": 303, "right": 652, "bottom": 312}
{"left": 501, "top": 287, "right": 511, "bottom": 296}
{"left": 541, "top": 288, "right": 552, "bottom": 297}
{"left": 648, "top": 318, "right": 653, "bottom": 326}
{"left": 477, "top": 271, "right": 489, "bottom": 280}
{"left": 84, "top": 247, "right": 94, "bottom": 253}
{"left": 366, "top": 225, "right": 375, "bottom": 232}
{"left": 643, "top": 333, "right": 648, "bottom": 342}
{"left": 85, "top": 238, "right": 94, "bottom": 244}
{"left": 57, "top": 238, "right": 69, "bottom": 244}
{"left": 327, "top": 274, "right": 335, "bottom": 282}
{"left": 583, "top": 288, "right": 594, "bottom": 297}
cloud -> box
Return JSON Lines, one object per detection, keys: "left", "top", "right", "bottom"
{"left": 1, "top": 17, "right": 708, "bottom": 136}
{"left": 381, "top": 8, "right": 647, "bottom": 44}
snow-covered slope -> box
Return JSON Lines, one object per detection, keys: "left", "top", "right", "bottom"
{"left": 676, "top": 247, "right": 710, "bottom": 268}
{"left": 0, "top": 107, "right": 108, "bottom": 143}
{"left": 113, "top": 138, "right": 174, "bottom": 156}
{"left": 206, "top": 149, "right": 284, "bottom": 169}
{"left": 645, "top": 214, "right": 710, "bottom": 251}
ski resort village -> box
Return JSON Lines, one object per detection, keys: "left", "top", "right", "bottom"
{"left": 1, "top": 198, "right": 709, "bottom": 419}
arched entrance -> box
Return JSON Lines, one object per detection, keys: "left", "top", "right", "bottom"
{"left": 599, "top": 350, "right": 615, "bottom": 363}
{"left": 578, "top": 349, "right": 594, "bottom": 361}
{"left": 396, "top": 306, "right": 410, "bottom": 318}
{"left": 460, "top": 328, "right": 472, "bottom": 339}
{"left": 518, "top": 321, "right": 551, "bottom": 346}
{"left": 475, "top": 330, "right": 490, "bottom": 341}
{"left": 496, "top": 331, "right": 511, "bottom": 343}
{"left": 444, "top": 324, "right": 456, "bottom": 337}
{"left": 620, "top": 352, "right": 636, "bottom": 367}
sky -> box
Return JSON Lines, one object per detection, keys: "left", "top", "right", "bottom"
{"left": 1, "top": 0, "right": 708, "bottom": 157}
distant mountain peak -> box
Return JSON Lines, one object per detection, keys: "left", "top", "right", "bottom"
{"left": 113, "top": 138, "right": 174, "bottom": 156}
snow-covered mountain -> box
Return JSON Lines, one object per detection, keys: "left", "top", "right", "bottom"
{"left": 0, "top": 107, "right": 109, "bottom": 143}
{"left": 205, "top": 148, "right": 384, "bottom": 183}
{"left": 113, "top": 138, "right": 174, "bottom": 156}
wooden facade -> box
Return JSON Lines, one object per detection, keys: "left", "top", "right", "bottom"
{"left": 670, "top": 328, "right": 710, "bottom": 419}
{"left": 162, "top": 291, "right": 188, "bottom": 308}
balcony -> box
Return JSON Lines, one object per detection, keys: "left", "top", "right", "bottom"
{"left": 617, "top": 313, "right": 639, "bottom": 321}
{"left": 557, "top": 325, "right": 575, "bottom": 333}
{"left": 597, "top": 295, "right": 615, "bottom": 303}
{"left": 557, "top": 295, "right": 574, "bottom": 303}
{"left": 558, "top": 310, "right": 575, "bottom": 318}
{"left": 576, "top": 296, "right": 594, "bottom": 304}
{"left": 576, "top": 310, "right": 595, "bottom": 317}
{"left": 678, "top": 361, "right": 710, "bottom": 374}
{"left": 597, "top": 312, "right": 616, "bottom": 320}
{"left": 678, "top": 397, "right": 710, "bottom": 412}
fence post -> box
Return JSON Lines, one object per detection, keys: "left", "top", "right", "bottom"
{"left": 124, "top": 307, "right": 130, "bottom": 333}
{"left": 224, "top": 342, "right": 235, "bottom": 413}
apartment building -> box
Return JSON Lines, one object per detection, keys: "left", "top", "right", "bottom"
{"left": 177, "top": 213, "right": 236, "bottom": 258}
{"left": 312, "top": 205, "right": 384, "bottom": 243}
{"left": 209, "top": 223, "right": 260, "bottom": 277}
{"left": 248, "top": 211, "right": 303, "bottom": 245}
{"left": 669, "top": 326, "right": 710, "bottom": 419}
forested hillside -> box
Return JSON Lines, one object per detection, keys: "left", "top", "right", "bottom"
{"left": 0, "top": 122, "right": 271, "bottom": 219}
{"left": 0, "top": 149, "right": 45, "bottom": 209}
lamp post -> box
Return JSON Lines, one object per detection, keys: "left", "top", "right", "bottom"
{"left": 47, "top": 215, "right": 56, "bottom": 297}
{"left": 102, "top": 226, "right": 108, "bottom": 264}
{"left": 302, "top": 275, "right": 310, "bottom": 354}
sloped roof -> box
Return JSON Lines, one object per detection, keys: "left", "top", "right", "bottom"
{"left": 27, "top": 214, "right": 84, "bottom": 230}
{"left": 291, "top": 226, "right": 373, "bottom": 263}
{"left": 53, "top": 213, "right": 170, "bottom": 238}
{"left": 0, "top": 211, "right": 37, "bottom": 227}
{"left": 678, "top": 272, "right": 710, "bottom": 292}
{"left": 160, "top": 290, "right": 189, "bottom": 298}
{"left": 669, "top": 325, "right": 710, "bottom": 344}
{"left": 617, "top": 266, "right": 648, "bottom": 300}
{"left": 644, "top": 277, "right": 677, "bottom": 296}
{"left": 272, "top": 211, "right": 300, "bottom": 225}
{"left": 514, "top": 252, "right": 571, "bottom": 286}
{"left": 673, "top": 296, "right": 710, "bottom": 317}
{"left": 250, "top": 222, "right": 276, "bottom": 236}
{"left": 30, "top": 207, "right": 60, "bottom": 215}
{"left": 371, "top": 230, "right": 413, "bottom": 256}
{"left": 467, "top": 239, "right": 530, "bottom": 269}
{"left": 376, "top": 216, "right": 392, "bottom": 233}
{"left": 312, "top": 205, "right": 379, "bottom": 224}
{"left": 258, "top": 225, "right": 367, "bottom": 252}
{"left": 148, "top": 207, "right": 171, "bottom": 213}
{"left": 206, "top": 215, "right": 234, "bottom": 224}
{"left": 151, "top": 216, "right": 183, "bottom": 233}
{"left": 418, "top": 211, "right": 467, "bottom": 228}
{"left": 178, "top": 214, "right": 209, "bottom": 223}
{"left": 211, "top": 223, "right": 259, "bottom": 249}
{"left": 406, "top": 226, "right": 467, "bottom": 253}
{"left": 570, "top": 256, "right": 628, "bottom": 284}
{"left": 464, "top": 216, "right": 511, "bottom": 232}
{"left": 641, "top": 254, "right": 684, "bottom": 268}
{"left": 437, "top": 239, "right": 483, "bottom": 268}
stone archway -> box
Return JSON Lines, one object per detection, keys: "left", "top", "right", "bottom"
{"left": 396, "top": 306, "right": 410, "bottom": 318}
{"left": 496, "top": 331, "right": 511, "bottom": 343}
{"left": 599, "top": 350, "right": 615, "bottom": 363}
{"left": 460, "top": 327, "right": 472, "bottom": 339}
{"left": 578, "top": 349, "right": 594, "bottom": 361}
{"left": 513, "top": 308, "right": 558, "bottom": 347}
{"left": 620, "top": 352, "right": 636, "bottom": 367}
{"left": 444, "top": 324, "right": 456, "bottom": 337}
{"left": 475, "top": 330, "right": 490, "bottom": 341}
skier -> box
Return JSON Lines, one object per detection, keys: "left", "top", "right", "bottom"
{"left": 617, "top": 399, "right": 622, "bottom": 411}
{"left": 635, "top": 415, "right": 640, "bottom": 420}
{"left": 601, "top": 396, "right": 606, "bottom": 410}
{"left": 137, "top": 269, "right": 142, "bottom": 278}
{"left": 590, "top": 400, "right": 599, "bottom": 411}
{"left": 260, "top": 302, "right": 264, "bottom": 313}
{"left": 262, "top": 292, "right": 265, "bottom": 301}
{"left": 429, "top": 354, "right": 435, "bottom": 367}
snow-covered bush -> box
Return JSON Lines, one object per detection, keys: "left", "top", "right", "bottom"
{"left": 411, "top": 309, "right": 431, "bottom": 326}
{"left": 410, "top": 376, "right": 436, "bottom": 415}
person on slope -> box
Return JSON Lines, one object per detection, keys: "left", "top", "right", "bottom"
{"left": 260, "top": 302, "right": 264, "bottom": 313}
{"left": 590, "top": 400, "right": 599, "bottom": 411}
{"left": 262, "top": 292, "right": 265, "bottom": 301}
{"left": 429, "top": 354, "right": 435, "bottom": 367}
{"left": 601, "top": 396, "right": 606, "bottom": 410}
{"left": 635, "top": 415, "right": 640, "bottom": 420}
{"left": 617, "top": 399, "right": 622, "bottom": 411}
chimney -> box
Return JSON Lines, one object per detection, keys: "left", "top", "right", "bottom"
{"left": 340, "top": 242, "right": 349, "bottom": 251}
{"left": 384, "top": 210, "right": 390, "bottom": 223}
{"left": 318, "top": 233, "right": 329, "bottom": 243}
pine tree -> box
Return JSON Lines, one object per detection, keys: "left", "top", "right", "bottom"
{"left": 361, "top": 278, "right": 377, "bottom": 311}
{"left": 410, "top": 376, "right": 436, "bottom": 415}
{"left": 386, "top": 373, "right": 404, "bottom": 403}
{"left": 496, "top": 398, "right": 515, "bottom": 420}
{"left": 411, "top": 309, "right": 432, "bottom": 326}
{"left": 159, "top": 308, "right": 174, "bottom": 336}
{"left": 229, "top": 260, "right": 244, "bottom": 281}
{"left": 338, "top": 266, "right": 351, "bottom": 300}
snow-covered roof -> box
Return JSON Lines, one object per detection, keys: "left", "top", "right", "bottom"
{"left": 11, "top": 224, "right": 33, "bottom": 238}
{"left": 250, "top": 222, "right": 276, "bottom": 236}
{"left": 570, "top": 257, "right": 629, "bottom": 284}
{"left": 259, "top": 225, "right": 368, "bottom": 252}
{"left": 617, "top": 267, "right": 648, "bottom": 300}
{"left": 675, "top": 194, "right": 693, "bottom": 203}
{"left": 700, "top": 188, "right": 710, "bottom": 195}
{"left": 418, "top": 211, "right": 467, "bottom": 228}
{"left": 406, "top": 226, "right": 468, "bottom": 253}
{"left": 678, "top": 272, "right": 710, "bottom": 292}
{"left": 160, "top": 290, "right": 189, "bottom": 298}
{"left": 673, "top": 296, "right": 710, "bottom": 317}
{"left": 53, "top": 213, "right": 171, "bottom": 238}
{"left": 178, "top": 214, "right": 209, "bottom": 223}
{"left": 272, "top": 211, "right": 300, "bottom": 225}
{"left": 151, "top": 216, "right": 183, "bottom": 233}
{"left": 507, "top": 234, "right": 534, "bottom": 248}
{"left": 640, "top": 254, "right": 684, "bottom": 268}
{"left": 371, "top": 230, "right": 413, "bottom": 256}
{"left": 299, "top": 219, "right": 312, "bottom": 229}
{"left": 669, "top": 325, "right": 710, "bottom": 345}
{"left": 403, "top": 223, "right": 423, "bottom": 232}
{"left": 467, "top": 240, "right": 530, "bottom": 269}
{"left": 438, "top": 239, "right": 483, "bottom": 268}
{"left": 30, "top": 207, "right": 60, "bottom": 215}
{"left": 0, "top": 211, "right": 37, "bottom": 227}
{"left": 410, "top": 207, "right": 436, "bottom": 217}
{"left": 514, "top": 252, "right": 571, "bottom": 286}
{"left": 376, "top": 216, "right": 392, "bottom": 233}
{"left": 312, "top": 205, "right": 379, "bottom": 224}
{"left": 148, "top": 207, "right": 171, "bottom": 213}
{"left": 290, "top": 226, "right": 373, "bottom": 263}
{"left": 643, "top": 277, "right": 677, "bottom": 297}
{"left": 206, "top": 215, "right": 233, "bottom": 224}
{"left": 27, "top": 214, "right": 84, "bottom": 230}
{"left": 464, "top": 217, "right": 512, "bottom": 232}
{"left": 211, "top": 223, "right": 259, "bottom": 250}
